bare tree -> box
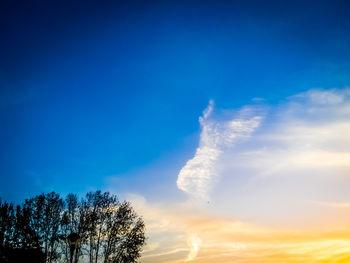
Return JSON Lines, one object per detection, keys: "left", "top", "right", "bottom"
{"left": 13, "top": 205, "right": 40, "bottom": 249}
{"left": 61, "top": 194, "right": 88, "bottom": 263}
{"left": 81, "top": 191, "right": 119, "bottom": 263}
{"left": 0, "top": 200, "right": 15, "bottom": 249}
{"left": 78, "top": 191, "right": 146, "bottom": 263}
{"left": 0, "top": 191, "right": 146, "bottom": 263}
{"left": 102, "top": 202, "right": 145, "bottom": 263}
{"left": 1, "top": 200, "right": 44, "bottom": 263}
{"left": 24, "top": 192, "right": 64, "bottom": 263}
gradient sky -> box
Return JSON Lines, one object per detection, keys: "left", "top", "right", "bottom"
{"left": 2, "top": 1, "right": 350, "bottom": 262}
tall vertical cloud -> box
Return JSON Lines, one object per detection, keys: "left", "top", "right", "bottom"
{"left": 176, "top": 100, "right": 262, "bottom": 201}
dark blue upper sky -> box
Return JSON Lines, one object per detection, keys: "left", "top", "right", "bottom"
{"left": 1, "top": 0, "right": 350, "bottom": 202}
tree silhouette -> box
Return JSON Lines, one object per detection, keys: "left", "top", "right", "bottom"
{"left": 23, "top": 192, "right": 64, "bottom": 263}
{"left": 1, "top": 200, "right": 44, "bottom": 262}
{"left": 0, "top": 191, "right": 146, "bottom": 263}
{"left": 61, "top": 194, "right": 84, "bottom": 263}
{"left": 13, "top": 205, "right": 40, "bottom": 249}
{"left": 0, "top": 200, "right": 15, "bottom": 248}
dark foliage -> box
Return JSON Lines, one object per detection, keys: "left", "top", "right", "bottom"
{"left": 0, "top": 191, "right": 146, "bottom": 263}
{"left": 0, "top": 247, "right": 45, "bottom": 263}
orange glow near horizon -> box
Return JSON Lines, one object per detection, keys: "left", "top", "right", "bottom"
{"left": 133, "top": 196, "right": 350, "bottom": 263}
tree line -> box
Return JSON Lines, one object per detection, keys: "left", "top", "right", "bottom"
{"left": 0, "top": 191, "right": 146, "bottom": 263}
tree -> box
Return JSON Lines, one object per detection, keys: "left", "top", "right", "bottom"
{"left": 24, "top": 192, "right": 64, "bottom": 263}
{"left": 103, "top": 202, "right": 145, "bottom": 263}
{"left": 61, "top": 194, "right": 86, "bottom": 263}
{"left": 0, "top": 200, "right": 15, "bottom": 248}
{"left": 82, "top": 191, "right": 117, "bottom": 263}
{"left": 80, "top": 191, "right": 146, "bottom": 263}
{"left": 13, "top": 205, "right": 40, "bottom": 249}
{"left": 0, "top": 191, "right": 146, "bottom": 263}
{"left": 0, "top": 200, "right": 44, "bottom": 263}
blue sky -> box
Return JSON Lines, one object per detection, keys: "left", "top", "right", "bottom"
{"left": 1, "top": 0, "right": 350, "bottom": 203}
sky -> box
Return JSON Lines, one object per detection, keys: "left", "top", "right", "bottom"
{"left": 1, "top": 0, "right": 350, "bottom": 262}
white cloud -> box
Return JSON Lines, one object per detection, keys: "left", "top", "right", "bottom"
{"left": 123, "top": 88, "right": 350, "bottom": 263}
{"left": 177, "top": 88, "right": 350, "bottom": 226}
{"left": 293, "top": 88, "right": 349, "bottom": 105}
{"left": 176, "top": 100, "right": 262, "bottom": 201}
{"left": 210, "top": 88, "right": 350, "bottom": 224}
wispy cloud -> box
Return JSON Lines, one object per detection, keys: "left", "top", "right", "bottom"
{"left": 176, "top": 100, "right": 262, "bottom": 201}
{"left": 185, "top": 234, "right": 202, "bottom": 262}
{"left": 194, "top": 88, "right": 350, "bottom": 225}
{"left": 123, "top": 88, "right": 350, "bottom": 263}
